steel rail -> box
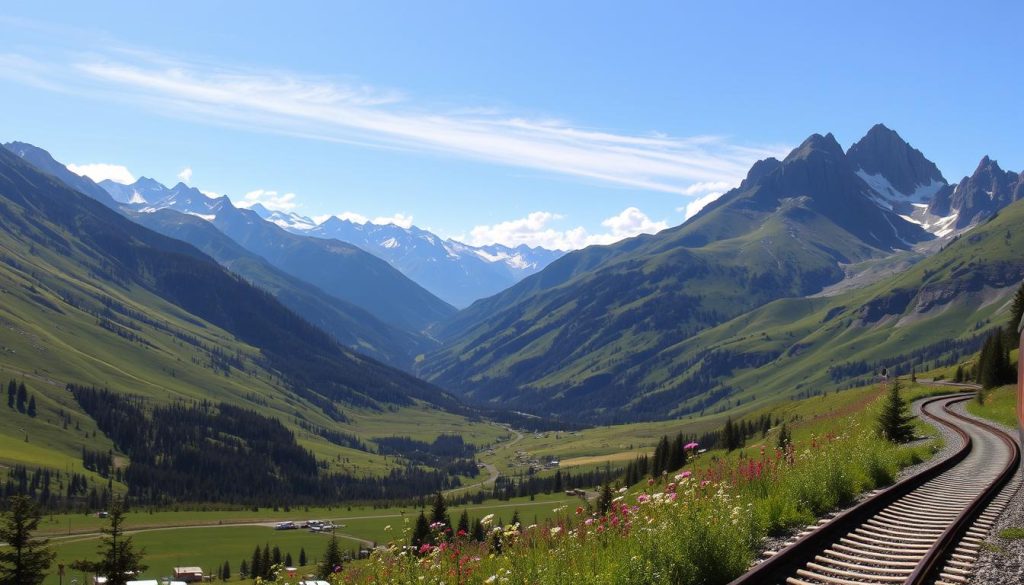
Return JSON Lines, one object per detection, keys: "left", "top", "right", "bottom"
{"left": 727, "top": 393, "right": 1018, "bottom": 585}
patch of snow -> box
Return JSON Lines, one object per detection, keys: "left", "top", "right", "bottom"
{"left": 186, "top": 212, "right": 216, "bottom": 221}
{"left": 504, "top": 254, "right": 532, "bottom": 270}
{"left": 129, "top": 191, "right": 147, "bottom": 204}
{"left": 473, "top": 249, "right": 510, "bottom": 263}
{"left": 381, "top": 237, "right": 400, "bottom": 249}
{"left": 855, "top": 170, "right": 945, "bottom": 211}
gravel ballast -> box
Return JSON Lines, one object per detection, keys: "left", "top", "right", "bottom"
{"left": 953, "top": 402, "right": 1024, "bottom": 585}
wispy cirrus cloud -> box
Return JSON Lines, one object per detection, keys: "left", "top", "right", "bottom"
{"left": 0, "top": 47, "right": 787, "bottom": 200}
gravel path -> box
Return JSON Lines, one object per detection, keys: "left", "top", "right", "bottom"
{"left": 953, "top": 402, "right": 1024, "bottom": 585}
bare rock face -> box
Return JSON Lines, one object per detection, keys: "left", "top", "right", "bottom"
{"left": 929, "top": 156, "right": 1024, "bottom": 228}
{"left": 847, "top": 123, "right": 946, "bottom": 195}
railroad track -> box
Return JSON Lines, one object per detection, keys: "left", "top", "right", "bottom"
{"left": 729, "top": 393, "right": 1021, "bottom": 585}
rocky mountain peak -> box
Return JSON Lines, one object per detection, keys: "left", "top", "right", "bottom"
{"left": 846, "top": 123, "right": 946, "bottom": 197}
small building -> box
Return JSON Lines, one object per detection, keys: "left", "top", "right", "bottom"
{"left": 173, "top": 567, "right": 204, "bottom": 582}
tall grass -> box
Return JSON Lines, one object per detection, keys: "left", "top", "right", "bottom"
{"left": 305, "top": 420, "right": 933, "bottom": 585}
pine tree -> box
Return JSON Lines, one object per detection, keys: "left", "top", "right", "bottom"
{"left": 877, "top": 379, "right": 915, "bottom": 443}
{"left": 0, "top": 496, "right": 55, "bottom": 585}
{"left": 71, "top": 498, "right": 146, "bottom": 585}
{"left": 1009, "top": 282, "right": 1024, "bottom": 336}
{"left": 411, "top": 511, "right": 430, "bottom": 547}
{"left": 15, "top": 384, "right": 26, "bottom": 413}
{"left": 5, "top": 380, "right": 14, "bottom": 409}
{"left": 553, "top": 470, "right": 563, "bottom": 493}
{"left": 260, "top": 544, "right": 271, "bottom": 578}
{"left": 652, "top": 435, "right": 670, "bottom": 474}
{"left": 429, "top": 492, "right": 449, "bottom": 528}
{"left": 471, "top": 518, "right": 485, "bottom": 542}
{"left": 220, "top": 560, "right": 230, "bottom": 581}
{"left": 239, "top": 559, "right": 249, "bottom": 579}
{"left": 597, "top": 480, "right": 613, "bottom": 516}
{"left": 284, "top": 552, "right": 292, "bottom": 567}
{"left": 668, "top": 433, "right": 686, "bottom": 471}
{"left": 722, "top": 418, "right": 740, "bottom": 452}
{"left": 776, "top": 423, "right": 791, "bottom": 450}
{"left": 318, "top": 532, "right": 343, "bottom": 579}
{"left": 979, "top": 329, "right": 1012, "bottom": 389}
{"left": 249, "top": 546, "right": 262, "bottom": 581}
{"left": 457, "top": 510, "right": 470, "bottom": 536}
{"left": 509, "top": 509, "right": 520, "bottom": 529}
{"left": 26, "top": 397, "right": 36, "bottom": 418}
{"left": 271, "top": 545, "right": 282, "bottom": 566}
{"left": 954, "top": 365, "right": 964, "bottom": 383}
{"left": 298, "top": 548, "right": 307, "bottom": 567}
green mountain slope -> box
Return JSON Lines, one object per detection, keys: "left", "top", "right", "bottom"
{"left": 132, "top": 209, "right": 436, "bottom": 367}
{"left": 659, "top": 199, "right": 1024, "bottom": 414}
{"left": 205, "top": 199, "right": 457, "bottom": 332}
{"left": 0, "top": 145, "right": 471, "bottom": 495}
{"left": 423, "top": 132, "right": 932, "bottom": 423}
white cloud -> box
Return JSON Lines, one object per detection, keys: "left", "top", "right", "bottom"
{"left": 66, "top": 162, "right": 135, "bottom": 184}
{"left": 680, "top": 191, "right": 724, "bottom": 221}
{"left": 0, "top": 47, "right": 788, "bottom": 196}
{"left": 237, "top": 189, "right": 298, "bottom": 211}
{"left": 466, "top": 208, "right": 668, "bottom": 251}
{"left": 201, "top": 189, "right": 220, "bottom": 198}
{"left": 372, "top": 213, "right": 413, "bottom": 228}
{"left": 600, "top": 206, "right": 668, "bottom": 237}
{"left": 177, "top": 166, "right": 193, "bottom": 183}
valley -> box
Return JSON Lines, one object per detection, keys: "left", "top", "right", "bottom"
{"left": 0, "top": 8, "right": 1021, "bottom": 583}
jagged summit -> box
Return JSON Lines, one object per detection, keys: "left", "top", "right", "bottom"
{"left": 929, "top": 155, "right": 1023, "bottom": 228}
{"left": 785, "top": 132, "right": 845, "bottom": 162}
{"left": 846, "top": 123, "right": 947, "bottom": 215}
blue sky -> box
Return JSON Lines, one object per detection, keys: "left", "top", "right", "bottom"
{"left": 1, "top": 2, "right": 1021, "bottom": 249}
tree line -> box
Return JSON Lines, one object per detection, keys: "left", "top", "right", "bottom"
{"left": 68, "top": 384, "right": 467, "bottom": 506}
{"left": 5, "top": 379, "right": 37, "bottom": 417}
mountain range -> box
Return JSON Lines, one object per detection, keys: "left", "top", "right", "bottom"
{"left": 417, "top": 124, "right": 1023, "bottom": 422}
{"left": 4, "top": 123, "right": 1021, "bottom": 428}
{"left": 97, "top": 176, "right": 563, "bottom": 309}
{"left": 266, "top": 209, "right": 564, "bottom": 309}
{"left": 0, "top": 145, "right": 457, "bottom": 419}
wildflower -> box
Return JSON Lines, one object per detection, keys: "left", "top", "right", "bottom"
{"left": 418, "top": 544, "right": 433, "bottom": 555}
{"left": 674, "top": 471, "right": 692, "bottom": 481}
{"left": 481, "top": 514, "right": 495, "bottom": 526}
{"left": 384, "top": 525, "right": 392, "bottom": 532}
{"left": 576, "top": 506, "right": 584, "bottom": 515}
{"left": 485, "top": 576, "right": 497, "bottom": 584}
{"left": 550, "top": 526, "right": 562, "bottom": 536}
{"left": 584, "top": 518, "right": 594, "bottom": 526}
{"left": 685, "top": 441, "right": 699, "bottom": 450}
{"left": 618, "top": 487, "right": 628, "bottom": 493}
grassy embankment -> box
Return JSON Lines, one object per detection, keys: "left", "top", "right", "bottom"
{"left": 34, "top": 379, "right": 948, "bottom": 584}
{"left": 337, "top": 380, "right": 942, "bottom": 584}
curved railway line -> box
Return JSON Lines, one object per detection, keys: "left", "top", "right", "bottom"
{"left": 730, "top": 393, "right": 1021, "bottom": 585}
